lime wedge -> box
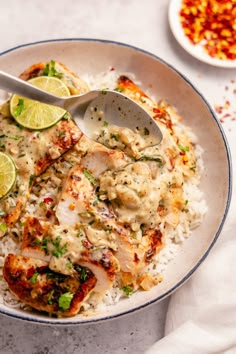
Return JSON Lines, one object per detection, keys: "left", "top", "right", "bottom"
{"left": 0, "top": 152, "right": 16, "bottom": 199}
{"left": 10, "top": 76, "right": 70, "bottom": 130}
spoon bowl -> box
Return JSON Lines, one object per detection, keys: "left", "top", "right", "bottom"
{"left": 0, "top": 70, "right": 163, "bottom": 146}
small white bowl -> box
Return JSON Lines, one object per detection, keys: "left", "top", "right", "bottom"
{"left": 168, "top": 0, "right": 236, "bottom": 68}
{"left": 0, "top": 39, "right": 232, "bottom": 325}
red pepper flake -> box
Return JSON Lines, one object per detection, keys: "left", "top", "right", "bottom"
{"left": 43, "top": 197, "right": 53, "bottom": 204}
{"left": 45, "top": 210, "right": 53, "bottom": 218}
{"left": 179, "top": 0, "right": 236, "bottom": 60}
{"left": 214, "top": 79, "right": 236, "bottom": 124}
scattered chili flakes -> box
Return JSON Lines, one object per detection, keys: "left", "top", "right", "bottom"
{"left": 180, "top": 0, "right": 236, "bottom": 60}
{"left": 214, "top": 81, "right": 236, "bottom": 123}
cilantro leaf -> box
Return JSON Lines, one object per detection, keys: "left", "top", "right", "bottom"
{"left": 83, "top": 169, "right": 96, "bottom": 185}
{"left": 14, "top": 99, "right": 24, "bottom": 117}
{"left": 30, "top": 272, "right": 39, "bottom": 284}
{"left": 121, "top": 285, "right": 134, "bottom": 296}
{"left": 58, "top": 292, "right": 73, "bottom": 311}
{"left": 43, "top": 60, "right": 63, "bottom": 79}
{"left": 51, "top": 236, "right": 67, "bottom": 258}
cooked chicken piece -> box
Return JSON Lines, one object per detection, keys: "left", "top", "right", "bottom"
{"left": 21, "top": 217, "right": 51, "bottom": 262}
{"left": 116, "top": 75, "right": 197, "bottom": 178}
{"left": 3, "top": 254, "right": 96, "bottom": 317}
{"left": 55, "top": 165, "right": 96, "bottom": 226}
{"left": 20, "top": 216, "right": 119, "bottom": 299}
{"left": 113, "top": 226, "right": 163, "bottom": 274}
{"left": 116, "top": 75, "right": 173, "bottom": 133}
{"left": 0, "top": 116, "right": 82, "bottom": 230}
{"left": 19, "top": 61, "right": 90, "bottom": 95}
{"left": 79, "top": 248, "right": 119, "bottom": 298}
{"left": 56, "top": 161, "right": 163, "bottom": 275}
{"left": 78, "top": 136, "right": 129, "bottom": 178}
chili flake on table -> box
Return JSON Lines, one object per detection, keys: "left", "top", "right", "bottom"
{"left": 179, "top": 0, "right": 236, "bottom": 60}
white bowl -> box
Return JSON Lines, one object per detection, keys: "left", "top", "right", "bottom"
{"left": 0, "top": 39, "right": 232, "bottom": 325}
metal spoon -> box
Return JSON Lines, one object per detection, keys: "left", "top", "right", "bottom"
{"left": 0, "top": 70, "right": 163, "bottom": 146}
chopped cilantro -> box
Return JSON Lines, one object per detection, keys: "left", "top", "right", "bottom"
{"left": 83, "top": 169, "right": 96, "bottom": 185}
{"left": 121, "top": 285, "right": 134, "bottom": 296}
{"left": 76, "top": 227, "right": 84, "bottom": 238}
{"left": 47, "top": 290, "right": 54, "bottom": 305}
{"left": 178, "top": 144, "right": 190, "bottom": 152}
{"left": 66, "top": 259, "right": 73, "bottom": 269}
{"left": 58, "top": 131, "right": 65, "bottom": 137}
{"left": 18, "top": 153, "right": 26, "bottom": 158}
{"left": 29, "top": 174, "right": 35, "bottom": 187}
{"left": 138, "top": 155, "right": 164, "bottom": 166}
{"left": 51, "top": 236, "right": 67, "bottom": 258}
{"left": 40, "top": 238, "right": 49, "bottom": 254}
{"left": 8, "top": 135, "right": 24, "bottom": 141}
{"left": 74, "top": 265, "right": 88, "bottom": 283}
{"left": 110, "top": 133, "right": 119, "bottom": 141}
{"left": 30, "top": 272, "right": 39, "bottom": 284}
{"left": 114, "top": 87, "right": 124, "bottom": 93}
{"left": 58, "top": 292, "right": 73, "bottom": 311}
{"left": 42, "top": 60, "right": 63, "bottom": 79}
{"left": 14, "top": 99, "right": 24, "bottom": 117}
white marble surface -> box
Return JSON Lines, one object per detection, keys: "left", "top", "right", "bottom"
{"left": 0, "top": 0, "right": 235, "bottom": 353}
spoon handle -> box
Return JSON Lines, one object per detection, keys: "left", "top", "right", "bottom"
{"left": 0, "top": 70, "right": 62, "bottom": 105}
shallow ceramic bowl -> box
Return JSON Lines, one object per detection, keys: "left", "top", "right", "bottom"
{"left": 0, "top": 39, "right": 232, "bottom": 325}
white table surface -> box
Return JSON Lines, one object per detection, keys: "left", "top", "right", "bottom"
{"left": 0, "top": 1, "right": 235, "bottom": 353}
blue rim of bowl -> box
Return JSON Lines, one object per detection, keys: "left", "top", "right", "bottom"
{"left": 0, "top": 38, "right": 233, "bottom": 325}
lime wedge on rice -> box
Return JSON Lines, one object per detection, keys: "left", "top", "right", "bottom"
{"left": 10, "top": 76, "right": 70, "bottom": 130}
{"left": 0, "top": 152, "right": 16, "bottom": 199}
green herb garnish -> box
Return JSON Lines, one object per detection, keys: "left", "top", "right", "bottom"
{"left": 30, "top": 272, "right": 39, "bottom": 284}
{"left": 51, "top": 236, "right": 67, "bottom": 258}
{"left": 115, "top": 87, "right": 124, "bottom": 93}
{"left": 178, "top": 144, "right": 190, "bottom": 152}
{"left": 58, "top": 292, "right": 73, "bottom": 311}
{"left": 138, "top": 155, "right": 164, "bottom": 166}
{"left": 29, "top": 174, "right": 35, "bottom": 187}
{"left": 43, "top": 60, "right": 63, "bottom": 79}
{"left": 8, "top": 135, "right": 24, "bottom": 141}
{"left": 14, "top": 99, "right": 24, "bottom": 117}
{"left": 111, "top": 133, "right": 120, "bottom": 141}
{"left": 47, "top": 290, "right": 54, "bottom": 305}
{"left": 40, "top": 238, "right": 49, "bottom": 254}
{"left": 83, "top": 169, "right": 96, "bottom": 185}
{"left": 121, "top": 285, "right": 134, "bottom": 296}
